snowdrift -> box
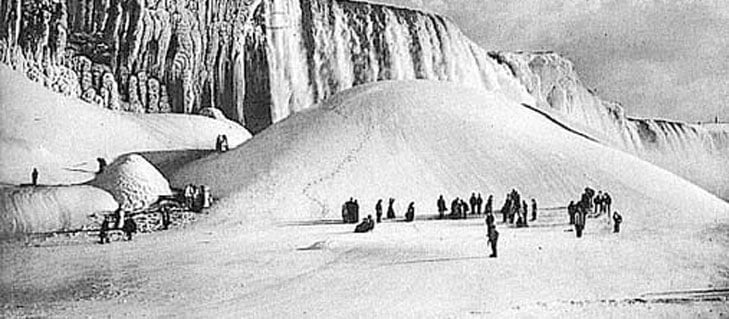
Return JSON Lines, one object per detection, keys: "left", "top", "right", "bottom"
{"left": 172, "top": 81, "right": 728, "bottom": 229}
{"left": 89, "top": 154, "right": 172, "bottom": 211}
{"left": 0, "top": 65, "right": 251, "bottom": 186}
{"left": 0, "top": 185, "right": 117, "bottom": 238}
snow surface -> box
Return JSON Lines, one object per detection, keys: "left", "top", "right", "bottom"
{"left": 2, "top": 81, "right": 728, "bottom": 317}
{"left": 0, "top": 185, "right": 117, "bottom": 237}
{"left": 0, "top": 65, "right": 251, "bottom": 186}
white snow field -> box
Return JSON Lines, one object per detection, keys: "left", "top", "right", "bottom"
{"left": 0, "top": 65, "right": 251, "bottom": 186}
{"left": 1, "top": 81, "right": 728, "bottom": 317}
{"left": 0, "top": 184, "right": 117, "bottom": 238}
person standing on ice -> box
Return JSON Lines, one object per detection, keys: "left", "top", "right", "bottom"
{"left": 405, "top": 202, "right": 415, "bottom": 222}
{"left": 612, "top": 211, "right": 623, "bottom": 233}
{"left": 485, "top": 195, "right": 493, "bottom": 216}
{"left": 487, "top": 223, "right": 499, "bottom": 258}
{"left": 476, "top": 193, "right": 483, "bottom": 215}
{"left": 437, "top": 195, "right": 447, "bottom": 219}
{"left": 531, "top": 199, "right": 538, "bottom": 221}
{"left": 122, "top": 215, "right": 137, "bottom": 241}
{"left": 375, "top": 199, "right": 383, "bottom": 223}
{"left": 593, "top": 191, "right": 603, "bottom": 215}
{"left": 485, "top": 211, "right": 495, "bottom": 228}
{"left": 604, "top": 192, "right": 613, "bottom": 220}
{"left": 574, "top": 204, "right": 587, "bottom": 238}
{"left": 567, "top": 201, "right": 576, "bottom": 225}
{"left": 469, "top": 193, "right": 477, "bottom": 216}
{"left": 387, "top": 198, "right": 396, "bottom": 219}
{"left": 99, "top": 215, "right": 110, "bottom": 244}
{"left": 450, "top": 197, "right": 460, "bottom": 219}
{"left": 183, "top": 184, "right": 195, "bottom": 209}
{"left": 501, "top": 195, "right": 511, "bottom": 223}
{"left": 511, "top": 198, "right": 521, "bottom": 224}
{"left": 521, "top": 200, "right": 529, "bottom": 227}
{"left": 31, "top": 168, "right": 39, "bottom": 186}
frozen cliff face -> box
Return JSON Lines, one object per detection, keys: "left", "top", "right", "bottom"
{"left": 2, "top": 0, "right": 533, "bottom": 133}
{"left": 489, "top": 51, "right": 729, "bottom": 199}
{"left": 265, "top": 0, "right": 533, "bottom": 126}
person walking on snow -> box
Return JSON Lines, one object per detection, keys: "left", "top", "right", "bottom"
{"left": 375, "top": 199, "right": 383, "bottom": 223}
{"left": 487, "top": 224, "right": 499, "bottom": 258}
{"left": 612, "top": 211, "right": 623, "bottom": 233}
{"left": 531, "top": 198, "right": 538, "bottom": 221}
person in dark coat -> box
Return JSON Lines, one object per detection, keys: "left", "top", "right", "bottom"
{"left": 99, "top": 215, "right": 110, "bottom": 244}
{"left": 568, "top": 201, "right": 576, "bottom": 225}
{"left": 612, "top": 211, "right": 622, "bottom": 233}
{"left": 122, "top": 216, "right": 137, "bottom": 241}
{"left": 531, "top": 198, "right": 537, "bottom": 221}
{"left": 594, "top": 191, "right": 603, "bottom": 215}
{"left": 31, "top": 168, "right": 38, "bottom": 186}
{"left": 469, "top": 193, "right": 477, "bottom": 215}
{"left": 353, "top": 199, "right": 360, "bottom": 222}
{"left": 461, "top": 200, "right": 469, "bottom": 219}
{"left": 387, "top": 198, "right": 396, "bottom": 219}
{"left": 450, "top": 198, "right": 459, "bottom": 219}
{"left": 521, "top": 200, "right": 529, "bottom": 227}
{"left": 485, "top": 195, "right": 493, "bottom": 216}
{"left": 437, "top": 195, "right": 447, "bottom": 219}
{"left": 161, "top": 206, "right": 171, "bottom": 230}
{"left": 487, "top": 224, "right": 499, "bottom": 258}
{"left": 604, "top": 192, "right": 613, "bottom": 220}
{"left": 405, "top": 202, "right": 415, "bottom": 222}
{"left": 476, "top": 194, "right": 483, "bottom": 215}
{"left": 511, "top": 199, "right": 521, "bottom": 224}
{"left": 501, "top": 196, "right": 511, "bottom": 223}
{"left": 485, "top": 212, "right": 495, "bottom": 228}
{"left": 574, "top": 204, "right": 586, "bottom": 238}
{"left": 375, "top": 199, "right": 383, "bottom": 223}
{"left": 354, "top": 215, "right": 374, "bottom": 233}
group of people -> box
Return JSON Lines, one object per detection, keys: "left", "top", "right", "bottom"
{"left": 592, "top": 191, "right": 612, "bottom": 217}
{"left": 342, "top": 198, "right": 361, "bottom": 223}
{"left": 350, "top": 198, "right": 417, "bottom": 232}
{"left": 183, "top": 184, "right": 211, "bottom": 212}
{"left": 500, "top": 189, "right": 538, "bottom": 228}
{"left": 567, "top": 187, "right": 622, "bottom": 237}
{"left": 374, "top": 198, "right": 401, "bottom": 223}
{"left": 215, "top": 134, "right": 229, "bottom": 152}
{"left": 438, "top": 193, "right": 495, "bottom": 220}
{"left": 98, "top": 209, "right": 138, "bottom": 244}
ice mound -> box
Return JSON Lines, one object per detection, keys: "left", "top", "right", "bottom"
{"left": 90, "top": 154, "right": 171, "bottom": 211}
{"left": 171, "top": 80, "right": 728, "bottom": 230}
{"left": 0, "top": 185, "right": 118, "bottom": 237}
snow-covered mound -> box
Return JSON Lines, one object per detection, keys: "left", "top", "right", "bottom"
{"left": 0, "top": 64, "right": 251, "bottom": 186}
{"left": 172, "top": 81, "right": 728, "bottom": 229}
{"left": 0, "top": 185, "right": 117, "bottom": 238}
{"left": 89, "top": 154, "right": 171, "bottom": 211}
